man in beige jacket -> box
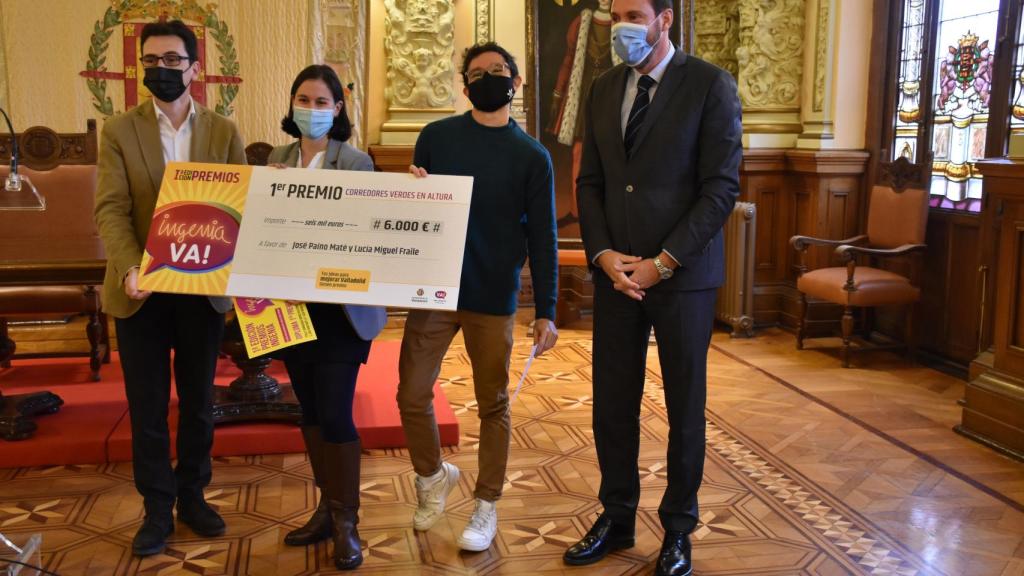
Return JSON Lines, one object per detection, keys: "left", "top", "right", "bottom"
{"left": 94, "top": 20, "right": 245, "bottom": 557}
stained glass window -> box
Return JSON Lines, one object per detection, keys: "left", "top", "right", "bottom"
{"left": 928, "top": 0, "right": 999, "bottom": 213}
{"left": 894, "top": 0, "right": 927, "bottom": 162}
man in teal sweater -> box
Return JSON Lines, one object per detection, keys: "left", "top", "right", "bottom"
{"left": 397, "top": 41, "right": 559, "bottom": 553}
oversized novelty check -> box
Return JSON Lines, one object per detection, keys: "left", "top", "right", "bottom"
{"left": 137, "top": 161, "right": 473, "bottom": 310}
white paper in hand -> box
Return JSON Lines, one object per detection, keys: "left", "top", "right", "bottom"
{"left": 510, "top": 345, "right": 537, "bottom": 403}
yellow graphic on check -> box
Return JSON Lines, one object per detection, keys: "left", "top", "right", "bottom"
{"left": 317, "top": 269, "right": 371, "bottom": 291}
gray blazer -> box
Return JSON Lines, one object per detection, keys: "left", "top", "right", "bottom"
{"left": 577, "top": 49, "right": 742, "bottom": 291}
{"left": 267, "top": 139, "right": 387, "bottom": 341}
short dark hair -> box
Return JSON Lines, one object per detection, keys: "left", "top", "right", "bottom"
{"left": 460, "top": 42, "right": 519, "bottom": 85}
{"left": 650, "top": 0, "right": 673, "bottom": 14}
{"left": 140, "top": 20, "right": 198, "bottom": 63}
{"left": 280, "top": 65, "right": 353, "bottom": 142}
{"left": 614, "top": 0, "right": 673, "bottom": 15}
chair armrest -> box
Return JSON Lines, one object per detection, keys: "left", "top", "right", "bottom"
{"left": 790, "top": 234, "right": 868, "bottom": 253}
{"left": 835, "top": 243, "right": 926, "bottom": 262}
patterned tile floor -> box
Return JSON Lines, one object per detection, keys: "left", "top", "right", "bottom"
{"left": 1, "top": 321, "right": 1022, "bottom": 575}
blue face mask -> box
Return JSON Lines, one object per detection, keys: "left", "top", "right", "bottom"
{"left": 292, "top": 106, "right": 335, "bottom": 140}
{"left": 611, "top": 21, "right": 659, "bottom": 67}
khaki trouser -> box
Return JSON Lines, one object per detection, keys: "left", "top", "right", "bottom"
{"left": 397, "top": 309, "right": 515, "bottom": 502}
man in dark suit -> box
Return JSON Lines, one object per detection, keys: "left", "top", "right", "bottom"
{"left": 562, "top": 1, "right": 741, "bottom": 574}
{"left": 94, "top": 20, "right": 245, "bottom": 556}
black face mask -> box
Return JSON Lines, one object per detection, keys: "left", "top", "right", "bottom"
{"left": 144, "top": 66, "right": 190, "bottom": 103}
{"left": 467, "top": 73, "right": 515, "bottom": 113}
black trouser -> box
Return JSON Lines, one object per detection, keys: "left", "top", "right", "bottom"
{"left": 115, "top": 294, "right": 225, "bottom": 517}
{"left": 285, "top": 360, "right": 362, "bottom": 443}
{"left": 280, "top": 303, "right": 370, "bottom": 444}
{"left": 592, "top": 278, "right": 716, "bottom": 533}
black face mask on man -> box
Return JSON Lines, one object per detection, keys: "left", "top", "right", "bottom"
{"left": 144, "top": 66, "right": 190, "bottom": 103}
{"left": 467, "top": 73, "right": 515, "bottom": 113}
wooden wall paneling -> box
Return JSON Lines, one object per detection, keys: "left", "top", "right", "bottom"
{"left": 914, "top": 212, "right": 983, "bottom": 366}
{"left": 946, "top": 219, "right": 983, "bottom": 363}
{"left": 958, "top": 159, "right": 1024, "bottom": 460}
{"left": 741, "top": 150, "right": 788, "bottom": 327}
{"left": 1012, "top": 224, "right": 1024, "bottom": 353}
{"left": 919, "top": 219, "right": 950, "bottom": 353}
{"left": 997, "top": 204, "right": 1024, "bottom": 374}
{"left": 367, "top": 145, "right": 414, "bottom": 173}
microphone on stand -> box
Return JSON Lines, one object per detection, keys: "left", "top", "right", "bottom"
{"left": 0, "top": 107, "right": 20, "bottom": 192}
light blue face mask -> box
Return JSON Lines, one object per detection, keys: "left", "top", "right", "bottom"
{"left": 292, "top": 106, "right": 335, "bottom": 140}
{"left": 611, "top": 21, "right": 659, "bottom": 67}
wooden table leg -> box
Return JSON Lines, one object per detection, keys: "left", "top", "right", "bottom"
{"left": 0, "top": 317, "right": 13, "bottom": 368}
{"left": 85, "top": 309, "right": 111, "bottom": 382}
{"left": 212, "top": 320, "right": 302, "bottom": 425}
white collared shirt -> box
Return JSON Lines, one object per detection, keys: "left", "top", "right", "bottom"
{"left": 620, "top": 45, "right": 676, "bottom": 136}
{"left": 154, "top": 98, "right": 197, "bottom": 164}
{"left": 297, "top": 148, "right": 326, "bottom": 170}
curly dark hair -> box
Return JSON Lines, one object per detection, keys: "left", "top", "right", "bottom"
{"left": 459, "top": 42, "right": 519, "bottom": 85}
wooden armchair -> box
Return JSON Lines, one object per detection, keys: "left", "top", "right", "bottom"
{"left": 0, "top": 121, "right": 109, "bottom": 380}
{"left": 791, "top": 185, "right": 928, "bottom": 367}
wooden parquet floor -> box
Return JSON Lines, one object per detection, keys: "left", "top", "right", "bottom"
{"left": 1, "top": 320, "right": 1022, "bottom": 575}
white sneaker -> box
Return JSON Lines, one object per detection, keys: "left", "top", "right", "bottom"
{"left": 458, "top": 498, "right": 497, "bottom": 552}
{"left": 413, "top": 461, "right": 460, "bottom": 531}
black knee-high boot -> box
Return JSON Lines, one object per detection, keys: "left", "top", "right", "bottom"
{"left": 323, "top": 439, "right": 363, "bottom": 570}
{"left": 285, "top": 426, "right": 333, "bottom": 546}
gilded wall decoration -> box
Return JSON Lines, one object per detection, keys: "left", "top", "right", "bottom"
{"left": 813, "top": 0, "right": 830, "bottom": 112}
{"left": 383, "top": 0, "right": 455, "bottom": 109}
{"left": 694, "top": 0, "right": 740, "bottom": 78}
{"left": 476, "top": 0, "right": 492, "bottom": 43}
{"left": 736, "top": 0, "right": 804, "bottom": 110}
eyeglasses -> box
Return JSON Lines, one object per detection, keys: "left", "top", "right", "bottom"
{"left": 466, "top": 62, "right": 510, "bottom": 84}
{"left": 140, "top": 53, "right": 191, "bottom": 68}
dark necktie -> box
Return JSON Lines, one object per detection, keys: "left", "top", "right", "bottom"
{"left": 624, "top": 74, "right": 656, "bottom": 157}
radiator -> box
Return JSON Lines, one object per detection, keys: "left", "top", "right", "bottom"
{"left": 716, "top": 202, "right": 756, "bottom": 337}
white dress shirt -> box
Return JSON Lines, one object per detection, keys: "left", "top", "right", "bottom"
{"left": 154, "top": 98, "right": 196, "bottom": 164}
{"left": 620, "top": 45, "right": 676, "bottom": 136}
{"left": 297, "top": 148, "right": 326, "bottom": 170}
{"left": 125, "top": 99, "right": 197, "bottom": 285}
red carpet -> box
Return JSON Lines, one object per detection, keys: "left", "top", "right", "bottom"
{"left": 0, "top": 342, "right": 459, "bottom": 468}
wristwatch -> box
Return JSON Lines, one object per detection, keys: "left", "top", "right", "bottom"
{"left": 653, "top": 256, "right": 674, "bottom": 280}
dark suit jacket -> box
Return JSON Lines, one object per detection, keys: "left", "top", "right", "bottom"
{"left": 576, "top": 49, "right": 742, "bottom": 291}
{"left": 267, "top": 139, "right": 387, "bottom": 344}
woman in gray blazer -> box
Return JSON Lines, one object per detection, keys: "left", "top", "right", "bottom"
{"left": 269, "top": 64, "right": 386, "bottom": 571}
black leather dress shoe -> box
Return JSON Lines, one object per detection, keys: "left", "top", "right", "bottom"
{"left": 654, "top": 531, "right": 692, "bottom": 576}
{"left": 177, "top": 498, "right": 226, "bottom": 537}
{"left": 133, "top": 515, "right": 173, "bottom": 556}
{"left": 563, "top": 515, "right": 635, "bottom": 566}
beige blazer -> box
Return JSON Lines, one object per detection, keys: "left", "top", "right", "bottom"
{"left": 95, "top": 99, "right": 246, "bottom": 318}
